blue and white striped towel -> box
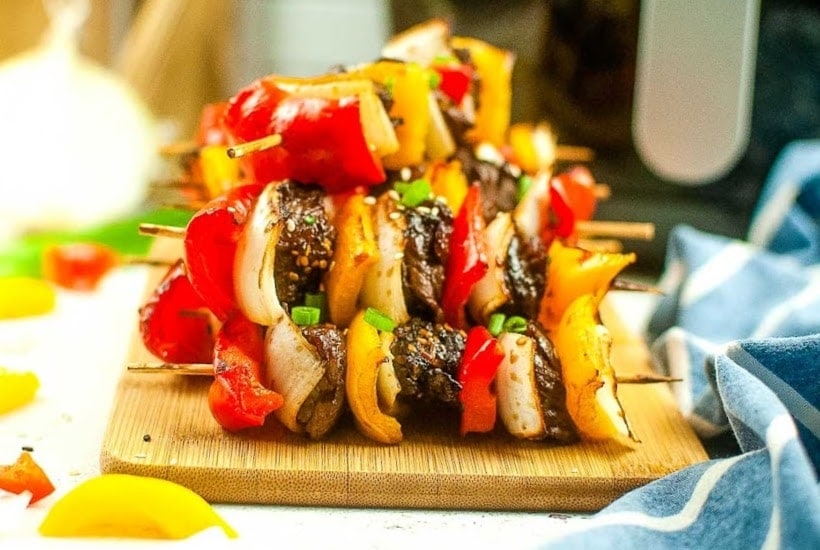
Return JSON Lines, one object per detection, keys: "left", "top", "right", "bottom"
{"left": 545, "top": 142, "right": 820, "bottom": 549}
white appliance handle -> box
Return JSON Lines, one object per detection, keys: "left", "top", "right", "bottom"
{"left": 633, "top": 0, "right": 761, "bottom": 185}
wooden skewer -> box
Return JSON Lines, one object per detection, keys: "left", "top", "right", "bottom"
{"left": 593, "top": 183, "right": 611, "bottom": 200}
{"left": 122, "top": 256, "right": 176, "bottom": 268}
{"left": 227, "top": 134, "right": 283, "bottom": 159}
{"left": 575, "top": 220, "right": 655, "bottom": 241}
{"left": 138, "top": 223, "right": 186, "bottom": 239}
{"left": 615, "top": 373, "right": 682, "bottom": 385}
{"left": 128, "top": 362, "right": 213, "bottom": 376}
{"left": 139, "top": 219, "right": 655, "bottom": 243}
{"left": 126, "top": 361, "right": 680, "bottom": 384}
{"left": 555, "top": 145, "right": 595, "bottom": 163}
{"left": 611, "top": 278, "right": 664, "bottom": 295}
{"left": 158, "top": 140, "right": 200, "bottom": 157}
{"left": 575, "top": 238, "right": 623, "bottom": 253}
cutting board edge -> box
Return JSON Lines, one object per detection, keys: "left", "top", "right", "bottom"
{"left": 99, "top": 445, "right": 652, "bottom": 511}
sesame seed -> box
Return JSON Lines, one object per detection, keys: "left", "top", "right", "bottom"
{"left": 363, "top": 196, "right": 376, "bottom": 205}
{"left": 387, "top": 190, "right": 400, "bottom": 201}
{"left": 286, "top": 219, "right": 296, "bottom": 232}
{"left": 400, "top": 167, "right": 412, "bottom": 180}
{"left": 388, "top": 211, "right": 401, "bottom": 220}
{"left": 288, "top": 272, "right": 300, "bottom": 281}
{"left": 393, "top": 252, "right": 404, "bottom": 260}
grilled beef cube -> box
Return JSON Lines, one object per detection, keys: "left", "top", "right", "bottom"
{"left": 453, "top": 146, "right": 519, "bottom": 222}
{"left": 402, "top": 199, "right": 453, "bottom": 322}
{"left": 274, "top": 181, "right": 336, "bottom": 310}
{"left": 527, "top": 322, "right": 579, "bottom": 443}
{"left": 503, "top": 234, "right": 548, "bottom": 319}
{"left": 297, "top": 324, "right": 347, "bottom": 439}
{"left": 391, "top": 318, "right": 466, "bottom": 405}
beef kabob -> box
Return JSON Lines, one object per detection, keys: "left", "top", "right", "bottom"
{"left": 131, "top": 22, "right": 665, "bottom": 445}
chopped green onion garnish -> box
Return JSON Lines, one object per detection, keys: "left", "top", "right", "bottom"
{"left": 487, "top": 313, "right": 506, "bottom": 337}
{"left": 291, "top": 306, "right": 321, "bottom": 326}
{"left": 305, "top": 292, "right": 327, "bottom": 322}
{"left": 428, "top": 70, "right": 441, "bottom": 90}
{"left": 384, "top": 76, "right": 396, "bottom": 96}
{"left": 433, "top": 54, "right": 458, "bottom": 65}
{"left": 303, "top": 214, "right": 316, "bottom": 225}
{"left": 394, "top": 179, "right": 431, "bottom": 208}
{"left": 363, "top": 307, "right": 396, "bottom": 332}
{"left": 516, "top": 175, "right": 533, "bottom": 203}
{"left": 502, "top": 315, "right": 528, "bottom": 334}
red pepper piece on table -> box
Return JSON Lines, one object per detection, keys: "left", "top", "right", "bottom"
{"left": 41, "top": 242, "right": 120, "bottom": 292}
{"left": 0, "top": 451, "right": 55, "bottom": 505}
{"left": 207, "top": 311, "right": 284, "bottom": 431}
{"left": 138, "top": 259, "right": 215, "bottom": 364}
{"left": 431, "top": 61, "right": 474, "bottom": 105}
{"left": 223, "top": 78, "right": 385, "bottom": 193}
{"left": 184, "top": 183, "right": 264, "bottom": 321}
{"left": 457, "top": 326, "right": 504, "bottom": 436}
{"left": 442, "top": 184, "right": 488, "bottom": 329}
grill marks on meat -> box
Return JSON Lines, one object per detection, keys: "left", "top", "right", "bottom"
{"left": 297, "top": 325, "right": 347, "bottom": 439}
{"left": 453, "top": 146, "right": 519, "bottom": 222}
{"left": 503, "top": 234, "right": 548, "bottom": 319}
{"left": 274, "top": 182, "right": 336, "bottom": 310}
{"left": 391, "top": 318, "right": 466, "bottom": 405}
{"left": 402, "top": 199, "right": 453, "bottom": 322}
{"left": 527, "top": 322, "right": 579, "bottom": 443}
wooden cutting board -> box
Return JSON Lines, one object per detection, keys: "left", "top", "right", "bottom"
{"left": 100, "top": 242, "right": 707, "bottom": 511}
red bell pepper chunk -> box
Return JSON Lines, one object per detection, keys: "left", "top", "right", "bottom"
{"left": 223, "top": 78, "right": 385, "bottom": 194}
{"left": 184, "top": 183, "right": 264, "bottom": 321}
{"left": 548, "top": 175, "right": 577, "bottom": 240}
{"left": 457, "top": 326, "right": 504, "bottom": 436}
{"left": 195, "top": 101, "right": 231, "bottom": 146}
{"left": 207, "top": 311, "right": 284, "bottom": 431}
{"left": 431, "top": 62, "right": 473, "bottom": 105}
{"left": 441, "top": 184, "right": 488, "bottom": 329}
{"left": 554, "top": 166, "right": 598, "bottom": 222}
{"left": 0, "top": 451, "right": 55, "bottom": 505}
{"left": 41, "top": 242, "right": 120, "bottom": 292}
{"left": 138, "top": 259, "right": 215, "bottom": 364}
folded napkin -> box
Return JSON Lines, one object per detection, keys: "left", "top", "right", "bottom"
{"left": 545, "top": 141, "right": 820, "bottom": 549}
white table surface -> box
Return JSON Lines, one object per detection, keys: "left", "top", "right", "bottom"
{"left": 0, "top": 265, "right": 658, "bottom": 549}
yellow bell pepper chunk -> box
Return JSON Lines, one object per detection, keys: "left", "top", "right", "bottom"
{"left": 552, "top": 294, "right": 634, "bottom": 442}
{"left": 0, "top": 277, "right": 56, "bottom": 319}
{"left": 451, "top": 36, "right": 515, "bottom": 147}
{"left": 39, "top": 474, "right": 237, "bottom": 539}
{"left": 508, "top": 122, "right": 557, "bottom": 174}
{"left": 0, "top": 367, "right": 40, "bottom": 415}
{"left": 352, "top": 60, "right": 432, "bottom": 169}
{"left": 199, "top": 144, "right": 241, "bottom": 198}
{"left": 424, "top": 159, "right": 469, "bottom": 214}
{"left": 538, "top": 240, "right": 635, "bottom": 332}
{"left": 324, "top": 193, "right": 379, "bottom": 328}
{"left": 345, "top": 310, "right": 403, "bottom": 444}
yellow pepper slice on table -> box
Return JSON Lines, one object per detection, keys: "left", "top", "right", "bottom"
{"left": 0, "top": 277, "right": 56, "bottom": 320}
{"left": 39, "top": 474, "right": 237, "bottom": 539}
{"left": 0, "top": 367, "right": 40, "bottom": 415}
